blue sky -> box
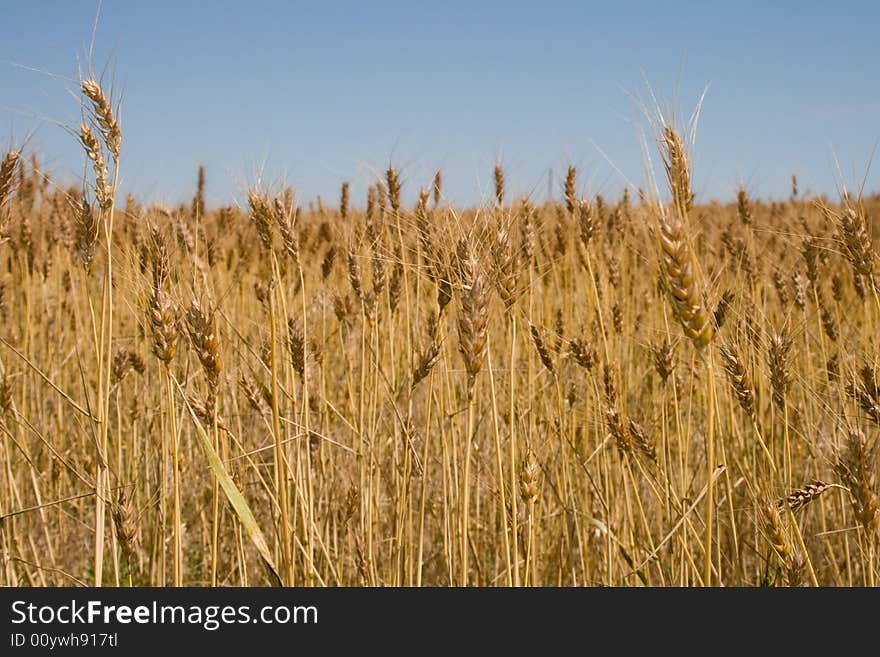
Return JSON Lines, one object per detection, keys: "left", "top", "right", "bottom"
{"left": 1, "top": 1, "right": 878, "bottom": 208}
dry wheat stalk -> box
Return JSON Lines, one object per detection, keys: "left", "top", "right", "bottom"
{"left": 661, "top": 126, "right": 693, "bottom": 213}
{"left": 772, "top": 268, "right": 791, "bottom": 306}
{"left": 846, "top": 363, "right": 880, "bottom": 426}
{"left": 412, "top": 341, "right": 442, "bottom": 389}
{"left": 652, "top": 126, "right": 714, "bottom": 347}
{"left": 791, "top": 272, "right": 806, "bottom": 311}
{"left": 321, "top": 245, "right": 337, "bottom": 280}
{"left": 605, "top": 408, "right": 632, "bottom": 456}
{"left": 762, "top": 501, "right": 791, "bottom": 563}
{"left": 347, "top": 249, "right": 364, "bottom": 303}
{"left": 736, "top": 187, "right": 752, "bottom": 225}
{"left": 767, "top": 328, "right": 793, "bottom": 408}
{"left": 388, "top": 251, "right": 403, "bottom": 314}
{"left": 834, "top": 204, "right": 877, "bottom": 279}
{"left": 564, "top": 165, "right": 577, "bottom": 215}
{"left": 602, "top": 364, "right": 617, "bottom": 404}
{"left": 577, "top": 199, "right": 596, "bottom": 251}
{"left": 112, "top": 488, "right": 138, "bottom": 560}
{"left": 529, "top": 322, "right": 555, "bottom": 376}
{"left": 569, "top": 338, "right": 596, "bottom": 371}
{"left": 494, "top": 163, "right": 505, "bottom": 207}
{"left": 79, "top": 124, "right": 112, "bottom": 211}
{"left": 148, "top": 287, "right": 179, "bottom": 365}
{"left": 239, "top": 374, "right": 267, "bottom": 414}
{"left": 340, "top": 181, "right": 349, "bottom": 221}
{"left": 192, "top": 165, "right": 206, "bottom": 218}
{"left": 74, "top": 197, "right": 99, "bottom": 271}
{"left": 628, "top": 418, "right": 657, "bottom": 463}
{"left": 776, "top": 480, "right": 834, "bottom": 513}
{"left": 273, "top": 196, "right": 301, "bottom": 266}
{"left": 111, "top": 348, "right": 145, "bottom": 387}
{"left": 491, "top": 223, "right": 520, "bottom": 310}
{"left": 432, "top": 170, "right": 442, "bottom": 207}
{"left": 386, "top": 168, "right": 401, "bottom": 215}
{"left": 802, "top": 238, "right": 819, "bottom": 285}
{"left": 834, "top": 428, "right": 879, "bottom": 534}
{"left": 719, "top": 342, "right": 756, "bottom": 417}
{"left": 0, "top": 149, "right": 20, "bottom": 208}
{"left": 652, "top": 339, "right": 675, "bottom": 384}
{"left": 819, "top": 298, "right": 838, "bottom": 342}
{"left": 248, "top": 192, "right": 274, "bottom": 251}
{"left": 81, "top": 78, "right": 121, "bottom": 159}
{"left": 657, "top": 215, "right": 714, "bottom": 347}
{"left": 713, "top": 290, "right": 734, "bottom": 330}
{"left": 185, "top": 299, "right": 222, "bottom": 390}
{"left": 287, "top": 318, "right": 306, "bottom": 379}
{"left": 519, "top": 447, "right": 540, "bottom": 504}
{"left": 456, "top": 240, "right": 489, "bottom": 392}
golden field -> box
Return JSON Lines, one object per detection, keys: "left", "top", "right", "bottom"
{"left": 0, "top": 80, "right": 877, "bottom": 587}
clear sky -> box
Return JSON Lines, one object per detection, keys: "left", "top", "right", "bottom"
{"left": 2, "top": 1, "right": 879, "bottom": 209}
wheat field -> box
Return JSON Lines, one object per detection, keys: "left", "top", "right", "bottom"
{"left": 0, "top": 78, "right": 877, "bottom": 587}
